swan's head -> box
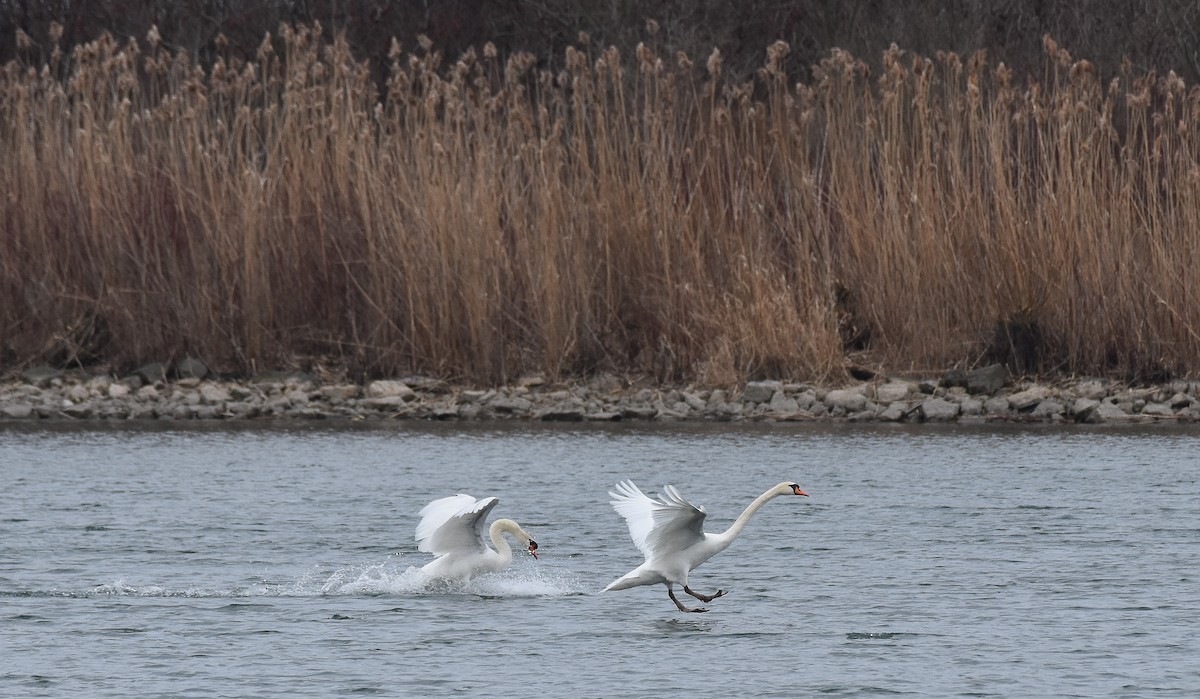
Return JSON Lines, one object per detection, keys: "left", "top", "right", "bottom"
{"left": 777, "top": 482, "right": 809, "bottom": 497}
{"left": 520, "top": 529, "right": 539, "bottom": 559}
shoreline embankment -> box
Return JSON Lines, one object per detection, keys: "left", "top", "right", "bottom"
{"left": 2, "top": 361, "right": 1197, "bottom": 425}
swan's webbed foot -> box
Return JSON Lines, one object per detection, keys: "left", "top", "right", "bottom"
{"left": 683, "top": 585, "right": 727, "bottom": 603}
{"left": 668, "top": 587, "right": 708, "bottom": 613}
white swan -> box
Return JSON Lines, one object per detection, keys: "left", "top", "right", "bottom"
{"left": 415, "top": 494, "right": 538, "bottom": 582}
{"left": 604, "top": 480, "right": 809, "bottom": 612}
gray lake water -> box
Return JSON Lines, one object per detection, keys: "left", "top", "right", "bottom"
{"left": 2, "top": 421, "right": 1198, "bottom": 697}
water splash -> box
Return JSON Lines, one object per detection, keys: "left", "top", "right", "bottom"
{"left": 308, "top": 557, "right": 584, "bottom": 598}
{"left": 5, "top": 557, "right": 587, "bottom": 600}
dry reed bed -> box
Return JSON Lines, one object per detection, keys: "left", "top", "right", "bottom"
{"left": 2, "top": 27, "right": 1199, "bottom": 384}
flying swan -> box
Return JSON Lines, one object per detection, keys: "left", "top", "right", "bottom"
{"left": 415, "top": 494, "right": 538, "bottom": 582}
{"left": 604, "top": 480, "right": 809, "bottom": 612}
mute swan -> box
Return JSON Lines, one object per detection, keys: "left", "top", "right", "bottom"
{"left": 604, "top": 480, "right": 809, "bottom": 612}
{"left": 415, "top": 494, "right": 538, "bottom": 582}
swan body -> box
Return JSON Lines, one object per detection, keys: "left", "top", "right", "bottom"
{"left": 415, "top": 494, "right": 538, "bottom": 582}
{"left": 604, "top": 480, "right": 809, "bottom": 612}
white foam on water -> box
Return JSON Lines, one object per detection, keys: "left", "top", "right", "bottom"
{"left": 30, "top": 556, "right": 585, "bottom": 599}
{"left": 305, "top": 556, "right": 584, "bottom": 598}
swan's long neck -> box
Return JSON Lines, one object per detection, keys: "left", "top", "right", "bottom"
{"left": 488, "top": 518, "right": 521, "bottom": 564}
{"left": 713, "top": 487, "right": 784, "bottom": 549}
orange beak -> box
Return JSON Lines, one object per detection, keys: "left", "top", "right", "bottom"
{"left": 528, "top": 541, "right": 539, "bottom": 559}
{"left": 793, "top": 485, "right": 810, "bottom": 497}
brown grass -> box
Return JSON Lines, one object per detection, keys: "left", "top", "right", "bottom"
{"left": 2, "top": 25, "right": 1199, "bottom": 384}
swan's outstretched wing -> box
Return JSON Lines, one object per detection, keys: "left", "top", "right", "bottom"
{"left": 609, "top": 480, "right": 707, "bottom": 562}
{"left": 415, "top": 494, "right": 499, "bottom": 556}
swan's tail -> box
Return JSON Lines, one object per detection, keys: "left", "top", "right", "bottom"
{"left": 602, "top": 567, "right": 656, "bottom": 592}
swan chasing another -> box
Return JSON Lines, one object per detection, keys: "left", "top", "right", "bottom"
{"left": 604, "top": 480, "right": 809, "bottom": 612}
{"left": 415, "top": 494, "right": 538, "bottom": 582}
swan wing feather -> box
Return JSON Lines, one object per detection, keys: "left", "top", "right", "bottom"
{"left": 415, "top": 494, "right": 499, "bottom": 556}
{"left": 610, "top": 480, "right": 707, "bottom": 562}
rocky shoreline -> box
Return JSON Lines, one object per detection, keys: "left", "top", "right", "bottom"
{"left": 1, "top": 361, "right": 1198, "bottom": 425}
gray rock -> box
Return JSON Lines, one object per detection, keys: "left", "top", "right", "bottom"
{"left": 2, "top": 403, "right": 34, "bottom": 419}
{"left": 174, "top": 357, "right": 209, "bottom": 380}
{"left": 21, "top": 365, "right": 63, "bottom": 387}
{"left": 284, "top": 388, "right": 310, "bottom": 404}
{"left": 966, "top": 364, "right": 1009, "bottom": 395}
{"left": 363, "top": 396, "right": 411, "bottom": 411}
{"left": 1030, "top": 399, "right": 1065, "bottom": 419}
{"left": 367, "top": 380, "right": 415, "bottom": 400}
{"left": 1113, "top": 388, "right": 1152, "bottom": 404}
{"left": 458, "top": 389, "right": 492, "bottom": 404}
{"left": 766, "top": 392, "right": 800, "bottom": 416}
{"left": 191, "top": 405, "right": 221, "bottom": 420}
{"left": 632, "top": 388, "right": 656, "bottom": 403}
{"left": 878, "top": 402, "right": 909, "bottom": 421}
{"left": 1094, "top": 401, "right": 1133, "bottom": 422}
{"left": 824, "top": 389, "right": 867, "bottom": 412}
{"left": 940, "top": 369, "right": 968, "bottom": 388}
{"left": 742, "top": 380, "right": 783, "bottom": 403}
{"left": 224, "top": 401, "right": 256, "bottom": 417}
{"left": 393, "top": 375, "right": 443, "bottom": 392}
{"left": 919, "top": 397, "right": 960, "bottom": 422}
{"left": 262, "top": 396, "right": 295, "bottom": 415}
{"left": 85, "top": 376, "right": 113, "bottom": 392}
{"left": 1141, "top": 402, "right": 1175, "bottom": 417}
{"left": 199, "top": 384, "right": 231, "bottom": 404}
{"left": 667, "top": 401, "right": 693, "bottom": 416}
{"left": 706, "top": 399, "right": 741, "bottom": 418}
{"left": 133, "top": 363, "right": 169, "bottom": 385}
{"left": 537, "top": 404, "right": 586, "bottom": 421}
{"left": 1008, "top": 386, "right": 1051, "bottom": 410}
{"left": 230, "top": 385, "right": 258, "bottom": 401}
{"left": 136, "top": 385, "right": 161, "bottom": 401}
{"left": 62, "top": 402, "right": 94, "bottom": 419}
{"left": 874, "top": 382, "right": 912, "bottom": 403}
{"left": 98, "top": 403, "right": 130, "bottom": 419}
{"left": 681, "top": 391, "right": 707, "bottom": 411}
{"left": 1071, "top": 397, "right": 1101, "bottom": 422}
{"left": 1168, "top": 392, "right": 1192, "bottom": 409}
{"left": 66, "top": 385, "right": 90, "bottom": 403}
{"left": 983, "top": 396, "right": 1011, "bottom": 414}
{"left": 107, "top": 383, "right": 131, "bottom": 399}
{"left": 489, "top": 396, "right": 533, "bottom": 414}
{"left": 130, "top": 405, "right": 158, "bottom": 419}
{"left": 960, "top": 397, "right": 984, "bottom": 416}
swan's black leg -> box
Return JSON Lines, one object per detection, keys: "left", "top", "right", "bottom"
{"left": 683, "top": 585, "right": 726, "bottom": 603}
{"left": 668, "top": 587, "right": 708, "bottom": 613}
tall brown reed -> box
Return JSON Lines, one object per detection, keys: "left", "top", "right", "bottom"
{"left": 2, "top": 26, "right": 1199, "bottom": 384}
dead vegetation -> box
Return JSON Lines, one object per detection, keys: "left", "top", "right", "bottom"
{"left": 2, "top": 26, "right": 1199, "bottom": 384}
